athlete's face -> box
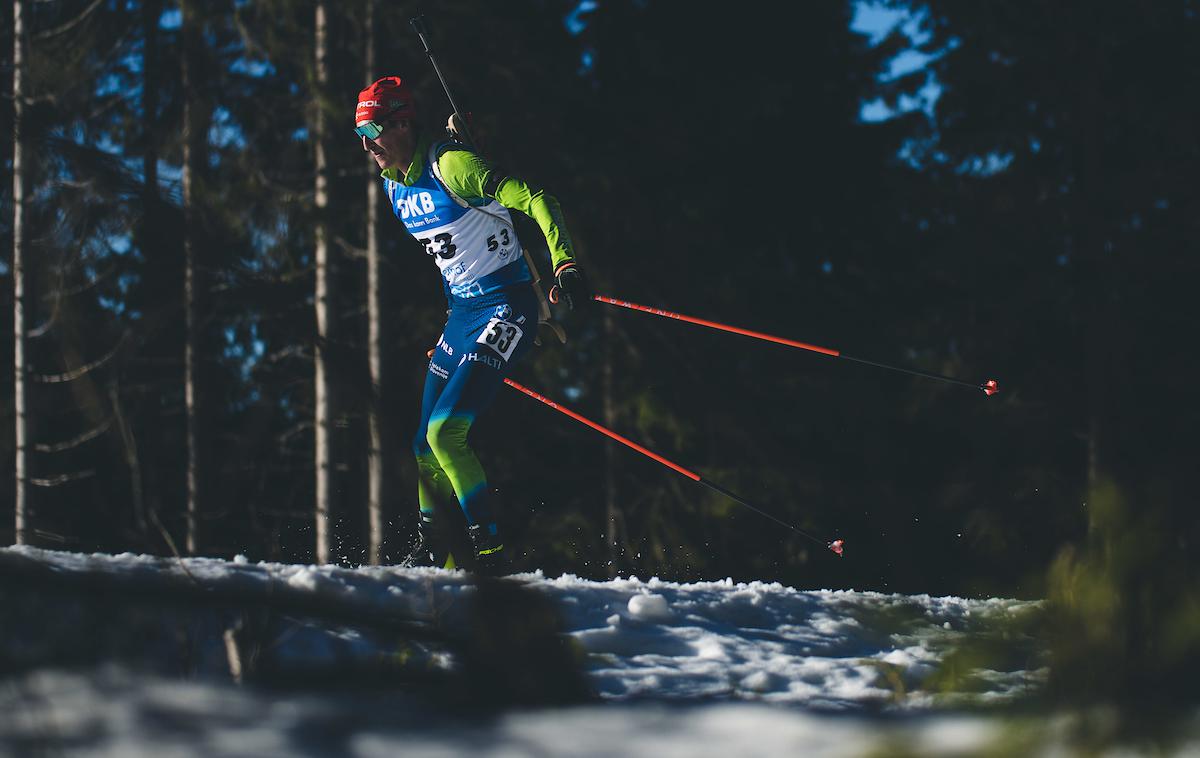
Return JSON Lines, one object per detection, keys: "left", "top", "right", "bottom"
{"left": 360, "top": 118, "right": 415, "bottom": 171}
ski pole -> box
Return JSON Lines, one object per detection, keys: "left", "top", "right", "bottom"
{"left": 594, "top": 295, "right": 1000, "bottom": 396}
{"left": 410, "top": 14, "right": 477, "bottom": 148}
{"left": 504, "top": 378, "right": 845, "bottom": 556}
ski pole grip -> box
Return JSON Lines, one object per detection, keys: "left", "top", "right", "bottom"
{"left": 410, "top": 15, "right": 433, "bottom": 53}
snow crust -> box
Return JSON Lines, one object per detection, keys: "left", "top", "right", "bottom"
{"left": 0, "top": 666, "right": 1044, "bottom": 758}
{"left": 7, "top": 665, "right": 1197, "bottom": 757}
{"left": 0, "top": 546, "right": 1070, "bottom": 755}
{"left": 537, "top": 571, "right": 1038, "bottom": 707}
{"left": 1, "top": 546, "right": 1041, "bottom": 708}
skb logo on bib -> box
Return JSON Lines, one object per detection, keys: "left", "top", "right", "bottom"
{"left": 397, "top": 192, "right": 436, "bottom": 220}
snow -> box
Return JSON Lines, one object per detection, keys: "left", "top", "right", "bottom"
{"left": 4, "top": 666, "right": 1021, "bottom": 757}
{"left": 0, "top": 547, "right": 1041, "bottom": 709}
{"left": 627, "top": 591, "right": 673, "bottom": 622}
{"left": 0, "top": 547, "right": 1041, "bottom": 708}
{"left": 530, "top": 573, "right": 1038, "bottom": 706}
{"left": 6, "top": 545, "right": 1181, "bottom": 756}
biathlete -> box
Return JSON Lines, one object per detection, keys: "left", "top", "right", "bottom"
{"left": 354, "top": 75, "right": 590, "bottom": 573}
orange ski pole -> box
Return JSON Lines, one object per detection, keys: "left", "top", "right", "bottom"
{"left": 595, "top": 295, "right": 999, "bottom": 396}
{"left": 504, "top": 379, "right": 844, "bottom": 556}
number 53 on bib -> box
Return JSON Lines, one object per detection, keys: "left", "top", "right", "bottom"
{"left": 477, "top": 318, "right": 523, "bottom": 361}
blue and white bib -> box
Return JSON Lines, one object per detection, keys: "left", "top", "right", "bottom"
{"left": 384, "top": 144, "right": 531, "bottom": 300}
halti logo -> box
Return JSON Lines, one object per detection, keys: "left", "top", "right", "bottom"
{"left": 397, "top": 192, "right": 435, "bottom": 219}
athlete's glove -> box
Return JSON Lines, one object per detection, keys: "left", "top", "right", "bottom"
{"left": 549, "top": 262, "right": 592, "bottom": 311}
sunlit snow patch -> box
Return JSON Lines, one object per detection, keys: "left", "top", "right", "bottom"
{"left": 0, "top": 547, "right": 1043, "bottom": 710}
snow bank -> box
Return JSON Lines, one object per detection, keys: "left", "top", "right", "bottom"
{"left": 0, "top": 546, "right": 1042, "bottom": 711}
{"left": 13, "top": 547, "right": 1197, "bottom": 756}
{"left": 4, "top": 666, "right": 1012, "bottom": 757}
{"left": 5, "top": 667, "right": 1196, "bottom": 758}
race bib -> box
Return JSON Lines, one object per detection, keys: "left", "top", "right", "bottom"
{"left": 476, "top": 318, "right": 524, "bottom": 361}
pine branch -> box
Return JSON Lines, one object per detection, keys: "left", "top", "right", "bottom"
{"left": 257, "top": 344, "right": 308, "bottom": 367}
{"left": 32, "top": 331, "right": 130, "bottom": 383}
{"left": 29, "top": 240, "right": 82, "bottom": 339}
{"left": 42, "top": 261, "right": 118, "bottom": 299}
{"left": 209, "top": 262, "right": 316, "bottom": 292}
{"left": 34, "top": 416, "right": 115, "bottom": 453}
{"left": 334, "top": 234, "right": 367, "bottom": 260}
{"left": 30, "top": 470, "right": 97, "bottom": 487}
{"left": 33, "top": 0, "right": 107, "bottom": 42}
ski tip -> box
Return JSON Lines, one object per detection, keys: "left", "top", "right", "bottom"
{"left": 982, "top": 379, "right": 1000, "bottom": 396}
{"left": 828, "top": 539, "right": 845, "bottom": 557}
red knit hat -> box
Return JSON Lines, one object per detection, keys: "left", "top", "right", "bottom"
{"left": 355, "top": 76, "right": 416, "bottom": 126}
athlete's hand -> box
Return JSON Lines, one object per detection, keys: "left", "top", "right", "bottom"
{"left": 549, "top": 262, "right": 593, "bottom": 311}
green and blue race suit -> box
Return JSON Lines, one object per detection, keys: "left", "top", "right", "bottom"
{"left": 382, "top": 135, "right": 576, "bottom": 551}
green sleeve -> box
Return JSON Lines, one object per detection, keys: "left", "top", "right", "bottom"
{"left": 437, "top": 148, "right": 577, "bottom": 271}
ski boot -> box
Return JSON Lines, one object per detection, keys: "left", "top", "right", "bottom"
{"left": 402, "top": 515, "right": 446, "bottom": 568}
{"left": 468, "top": 524, "right": 508, "bottom": 576}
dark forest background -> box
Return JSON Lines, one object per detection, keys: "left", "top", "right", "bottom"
{"left": 2, "top": 0, "right": 1198, "bottom": 604}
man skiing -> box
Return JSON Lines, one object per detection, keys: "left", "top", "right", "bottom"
{"left": 355, "top": 75, "right": 589, "bottom": 573}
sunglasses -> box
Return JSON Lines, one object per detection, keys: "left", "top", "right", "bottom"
{"left": 355, "top": 121, "right": 387, "bottom": 140}
{"left": 355, "top": 114, "right": 407, "bottom": 140}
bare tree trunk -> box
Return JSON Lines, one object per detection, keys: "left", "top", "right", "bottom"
{"left": 133, "top": 0, "right": 161, "bottom": 536}
{"left": 603, "top": 307, "right": 618, "bottom": 577}
{"left": 12, "top": 0, "right": 31, "bottom": 545}
{"left": 364, "top": 0, "right": 385, "bottom": 565}
{"left": 1076, "top": 21, "right": 1111, "bottom": 529}
{"left": 110, "top": 383, "right": 144, "bottom": 528}
{"left": 142, "top": 0, "right": 160, "bottom": 207}
{"left": 182, "top": 0, "right": 202, "bottom": 554}
{"left": 314, "top": 0, "right": 333, "bottom": 564}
